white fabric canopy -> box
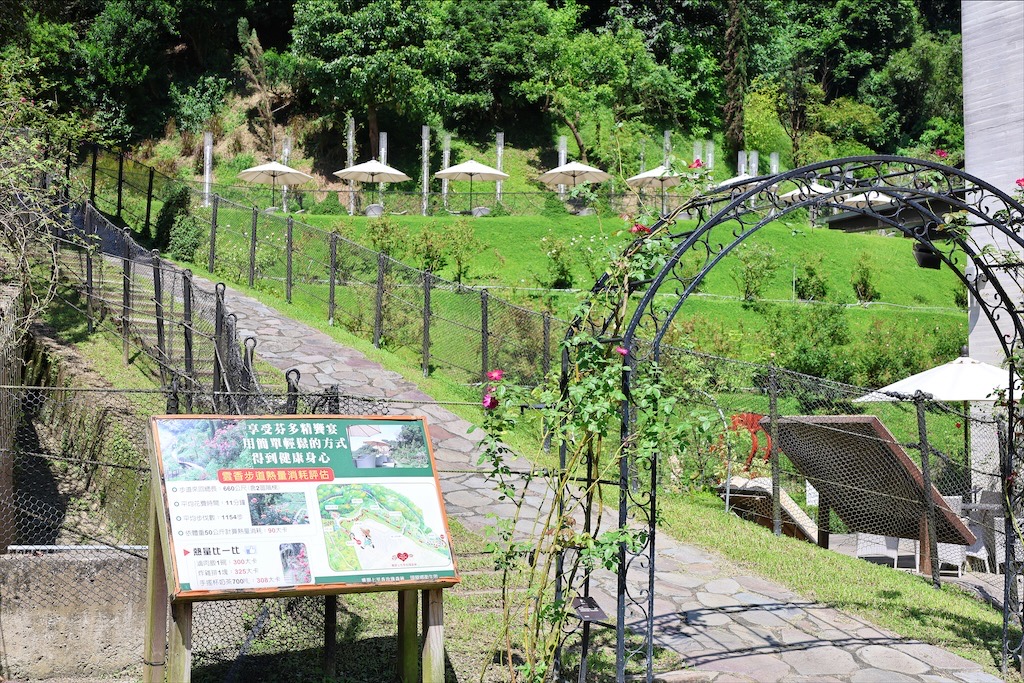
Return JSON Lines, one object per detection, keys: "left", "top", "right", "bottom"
{"left": 333, "top": 159, "right": 411, "bottom": 184}
{"left": 238, "top": 161, "right": 313, "bottom": 187}
{"left": 854, "top": 355, "right": 1013, "bottom": 403}
{"left": 538, "top": 161, "right": 610, "bottom": 187}
{"left": 625, "top": 165, "right": 682, "bottom": 190}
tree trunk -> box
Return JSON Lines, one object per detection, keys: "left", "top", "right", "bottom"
{"left": 723, "top": 0, "right": 747, "bottom": 164}
{"left": 561, "top": 111, "right": 588, "bottom": 163}
{"left": 368, "top": 104, "right": 380, "bottom": 159}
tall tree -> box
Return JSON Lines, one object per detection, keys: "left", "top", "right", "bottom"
{"left": 292, "top": 0, "right": 447, "bottom": 158}
{"left": 722, "top": 0, "right": 746, "bottom": 164}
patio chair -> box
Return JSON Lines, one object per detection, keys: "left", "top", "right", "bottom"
{"left": 856, "top": 534, "right": 906, "bottom": 569}
{"left": 937, "top": 495, "right": 968, "bottom": 577}
{"left": 966, "top": 520, "right": 991, "bottom": 573}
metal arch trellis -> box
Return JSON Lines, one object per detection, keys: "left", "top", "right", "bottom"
{"left": 555, "top": 156, "right": 1024, "bottom": 682}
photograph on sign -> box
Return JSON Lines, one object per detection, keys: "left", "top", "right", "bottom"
{"left": 148, "top": 415, "right": 458, "bottom": 600}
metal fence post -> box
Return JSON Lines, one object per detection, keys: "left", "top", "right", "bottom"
{"left": 122, "top": 229, "right": 131, "bottom": 364}
{"left": 286, "top": 369, "right": 300, "bottom": 415}
{"left": 481, "top": 288, "right": 489, "bottom": 382}
{"left": 183, "top": 270, "right": 195, "bottom": 388}
{"left": 208, "top": 195, "right": 219, "bottom": 274}
{"left": 542, "top": 312, "right": 551, "bottom": 379}
{"left": 915, "top": 393, "right": 941, "bottom": 587}
{"left": 328, "top": 233, "right": 338, "bottom": 325}
{"left": 769, "top": 367, "right": 781, "bottom": 536}
{"left": 248, "top": 206, "right": 258, "bottom": 288}
{"left": 213, "top": 283, "right": 226, "bottom": 406}
{"left": 89, "top": 143, "right": 98, "bottom": 205}
{"left": 152, "top": 250, "right": 167, "bottom": 384}
{"left": 373, "top": 252, "right": 386, "bottom": 348}
{"left": 286, "top": 217, "right": 294, "bottom": 303}
{"left": 85, "top": 208, "right": 94, "bottom": 334}
{"left": 144, "top": 168, "right": 155, "bottom": 238}
{"left": 422, "top": 271, "right": 432, "bottom": 377}
{"left": 116, "top": 151, "right": 124, "bottom": 219}
{"left": 165, "top": 375, "right": 180, "bottom": 414}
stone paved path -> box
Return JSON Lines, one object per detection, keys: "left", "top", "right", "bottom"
{"left": 218, "top": 281, "right": 1003, "bottom": 683}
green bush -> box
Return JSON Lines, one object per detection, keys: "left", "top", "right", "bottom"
{"left": 167, "top": 214, "right": 203, "bottom": 262}
{"left": 169, "top": 75, "right": 230, "bottom": 134}
{"left": 794, "top": 259, "right": 829, "bottom": 301}
{"left": 851, "top": 252, "right": 881, "bottom": 302}
{"left": 153, "top": 185, "right": 191, "bottom": 251}
{"left": 308, "top": 191, "right": 345, "bottom": 215}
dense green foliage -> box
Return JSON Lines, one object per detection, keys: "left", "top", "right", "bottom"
{"left": 2, "top": 0, "right": 962, "bottom": 171}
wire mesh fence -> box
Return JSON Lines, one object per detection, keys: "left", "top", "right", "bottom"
{"left": 655, "top": 343, "right": 1012, "bottom": 584}
{"left": 0, "top": 382, "right": 393, "bottom": 681}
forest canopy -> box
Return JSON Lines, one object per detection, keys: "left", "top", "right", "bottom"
{"left": 0, "top": 0, "right": 963, "bottom": 169}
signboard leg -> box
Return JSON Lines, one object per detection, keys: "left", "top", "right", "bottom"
{"left": 143, "top": 500, "right": 168, "bottom": 683}
{"left": 324, "top": 595, "right": 338, "bottom": 675}
{"left": 421, "top": 588, "right": 444, "bottom": 683}
{"left": 398, "top": 589, "right": 418, "bottom": 682}
{"left": 168, "top": 601, "right": 193, "bottom": 683}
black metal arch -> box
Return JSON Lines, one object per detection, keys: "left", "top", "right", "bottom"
{"left": 557, "top": 156, "right": 1024, "bottom": 682}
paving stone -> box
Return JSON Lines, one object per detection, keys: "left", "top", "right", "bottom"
{"left": 693, "top": 653, "right": 792, "bottom": 682}
{"left": 952, "top": 671, "right": 1005, "bottom": 683}
{"left": 856, "top": 644, "right": 931, "bottom": 674}
{"left": 660, "top": 572, "right": 705, "bottom": 590}
{"left": 704, "top": 578, "right": 742, "bottom": 594}
{"left": 920, "top": 676, "right": 961, "bottom": 683}
{"left": 652, "top": 670, "right": 717, "bottom": 682}
{"left": 733, "top": 592, "right": 774, "bottom": 606}
{"left": 696, "top": 592, "right": 741, "bottom": 609}
{"left": 850, "top": 669, "right": 921, "bottom": 683}
{"left": 735, "top": 609, "right": 788, "bottom": 629}
{"left": 784, "top": 645, "right": 859, "bottom": 676}
{"left": 684, "top": 609, "right": 734, "bottom": 627}
{"left": 892, "top": 643, "right": 985, "bottom": 671}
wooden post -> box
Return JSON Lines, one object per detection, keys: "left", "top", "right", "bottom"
{"left": 915, "top": 393, "right": 941, "bottom": 585}
{"left": 398, "top": 590, "right": 419, "bottom": 683}
{"left": 208, "top": 196, "right": 218, "bottom": 274}
{"left": 421, "top": 589, "right": 444, "bottom": 683}
{"left": 116, "top": 151, "right": 124, "bottom": 219}
{"left": 768, "top": 367, "right": 782, "bottom": 535}
{"left": 328, "top": 233, "right": 338, "bottom": 324}
{"left": 373, "top": 252, "right": 386, "bottom": 348}
{"left": 122, "top": 230, "right": 131, "bottom": 364}
{"left": 143, "top": 501, "right": 168, "bottom": 683}
{"left": 144, "top": 168, "right": 155, "bottom": 237}
{"left": 286, "top": 217, "right": 294, "bottom": 303}
{"left": 480, "top": 289, "right": 489, "bottom": 383}
{"left": 248, "top": 206, "right": 258, "bottom": 288}
{"left": 817, "top": 495, "right": 831, "bottom": 549}
{"left": 323, "top": 595, "right": 337, "bottom": 675}
{"left": 422, "top": 272, "right": 431, "bottom": 377}
{"left": 167, "top": 602, "right": 193, "bottom": 683}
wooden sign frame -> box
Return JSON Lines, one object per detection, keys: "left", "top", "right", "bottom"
{"left": 143, "top": 414, "right": 458, "bottom": 682}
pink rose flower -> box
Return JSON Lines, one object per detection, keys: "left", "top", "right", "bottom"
{"left": 934, "top": 149, "right": 949, "bottom": 159}
{"left": 688, "top": 159, "right": 704, "bottom": 168}
{"left": 1016, "top": 178, "right": 1024, "bottom": 189}
{"left": 482, "top": 392, "right": 498, "bottom": 410}
{"left": 486, "top": 369, "right": 504, "bottom": 382}
{"left": 614, "top": 346, "right": 628, "bottom": 356}
{"left": 630, "top": 223, "right": 651, "bottom": 235}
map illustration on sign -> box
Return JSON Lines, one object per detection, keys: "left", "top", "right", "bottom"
{"left": 149, "top": 415, "right": 458, "bottom": 600}
{"left": 317, "top": 483, "right": 452, "bottom": 573}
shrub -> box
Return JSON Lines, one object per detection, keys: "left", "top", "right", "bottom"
{"left": 167, "top": 214, "right": 204, "bottom": 263}
{"left": 169, "top": 75, "right": 230, "bottom": 134}
{"left": 850, "top": 252, "right": 881, "bottom": 302}
{"left": 731, "top": 243, "right": 779, "bottom": 303}
{"left": 153, "top": 185, "right": 191, "bottom": 251}
{"left": 308, "top": 191, "right": 345, "bottom": 215}
{"left": 794, "top": 259, "right": 828, "bottom": 301}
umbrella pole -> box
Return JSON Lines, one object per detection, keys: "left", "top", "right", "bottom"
{"left": 469, "top": 176, "right": 473, "bottom": 213}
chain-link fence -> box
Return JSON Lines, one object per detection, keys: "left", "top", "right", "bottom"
{"left": 0, "top": 380, "right": 394, "bottom": 682}
{"left": 656, "top": 344, "right": 1011, "bottom": 587}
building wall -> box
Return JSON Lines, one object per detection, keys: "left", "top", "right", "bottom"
{"left": 963, "top": 0, "right": 1024, "bottom": 365}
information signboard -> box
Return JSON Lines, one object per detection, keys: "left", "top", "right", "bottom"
{"left": 148, "top": 415, "right": 459, "bottom": 601}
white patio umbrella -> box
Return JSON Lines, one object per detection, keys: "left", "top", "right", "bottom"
{"left": 853, "top": 354, "right": 1012, "bottom": 403}
{"left": 777, "top": 181, "right": 834, "bottom": 205}
{"left": 333, "top": 159, "right": 411, "bottom": 207}
{"left": 713, "top": 172, "right": 754, "bottom": 190}
{"left": 854, "top": 351, "right": 1015, "bottom": 475}
{"left": 626, "top": 165, "right": 683, "bottom": 214}
{"left": 844, "top": 190, "right": 899, "bottom": 210}
{"left": 333, "top": 159, "right": 411, "bottom": 184}
{"left": 434, "top": 159, "right": 509, "bottom": 212}
{"left": 238, "top": 161, "right": 314, "bottom": 204}
{"left": 538, "top": 161, "right": 610, "bottom": 188}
